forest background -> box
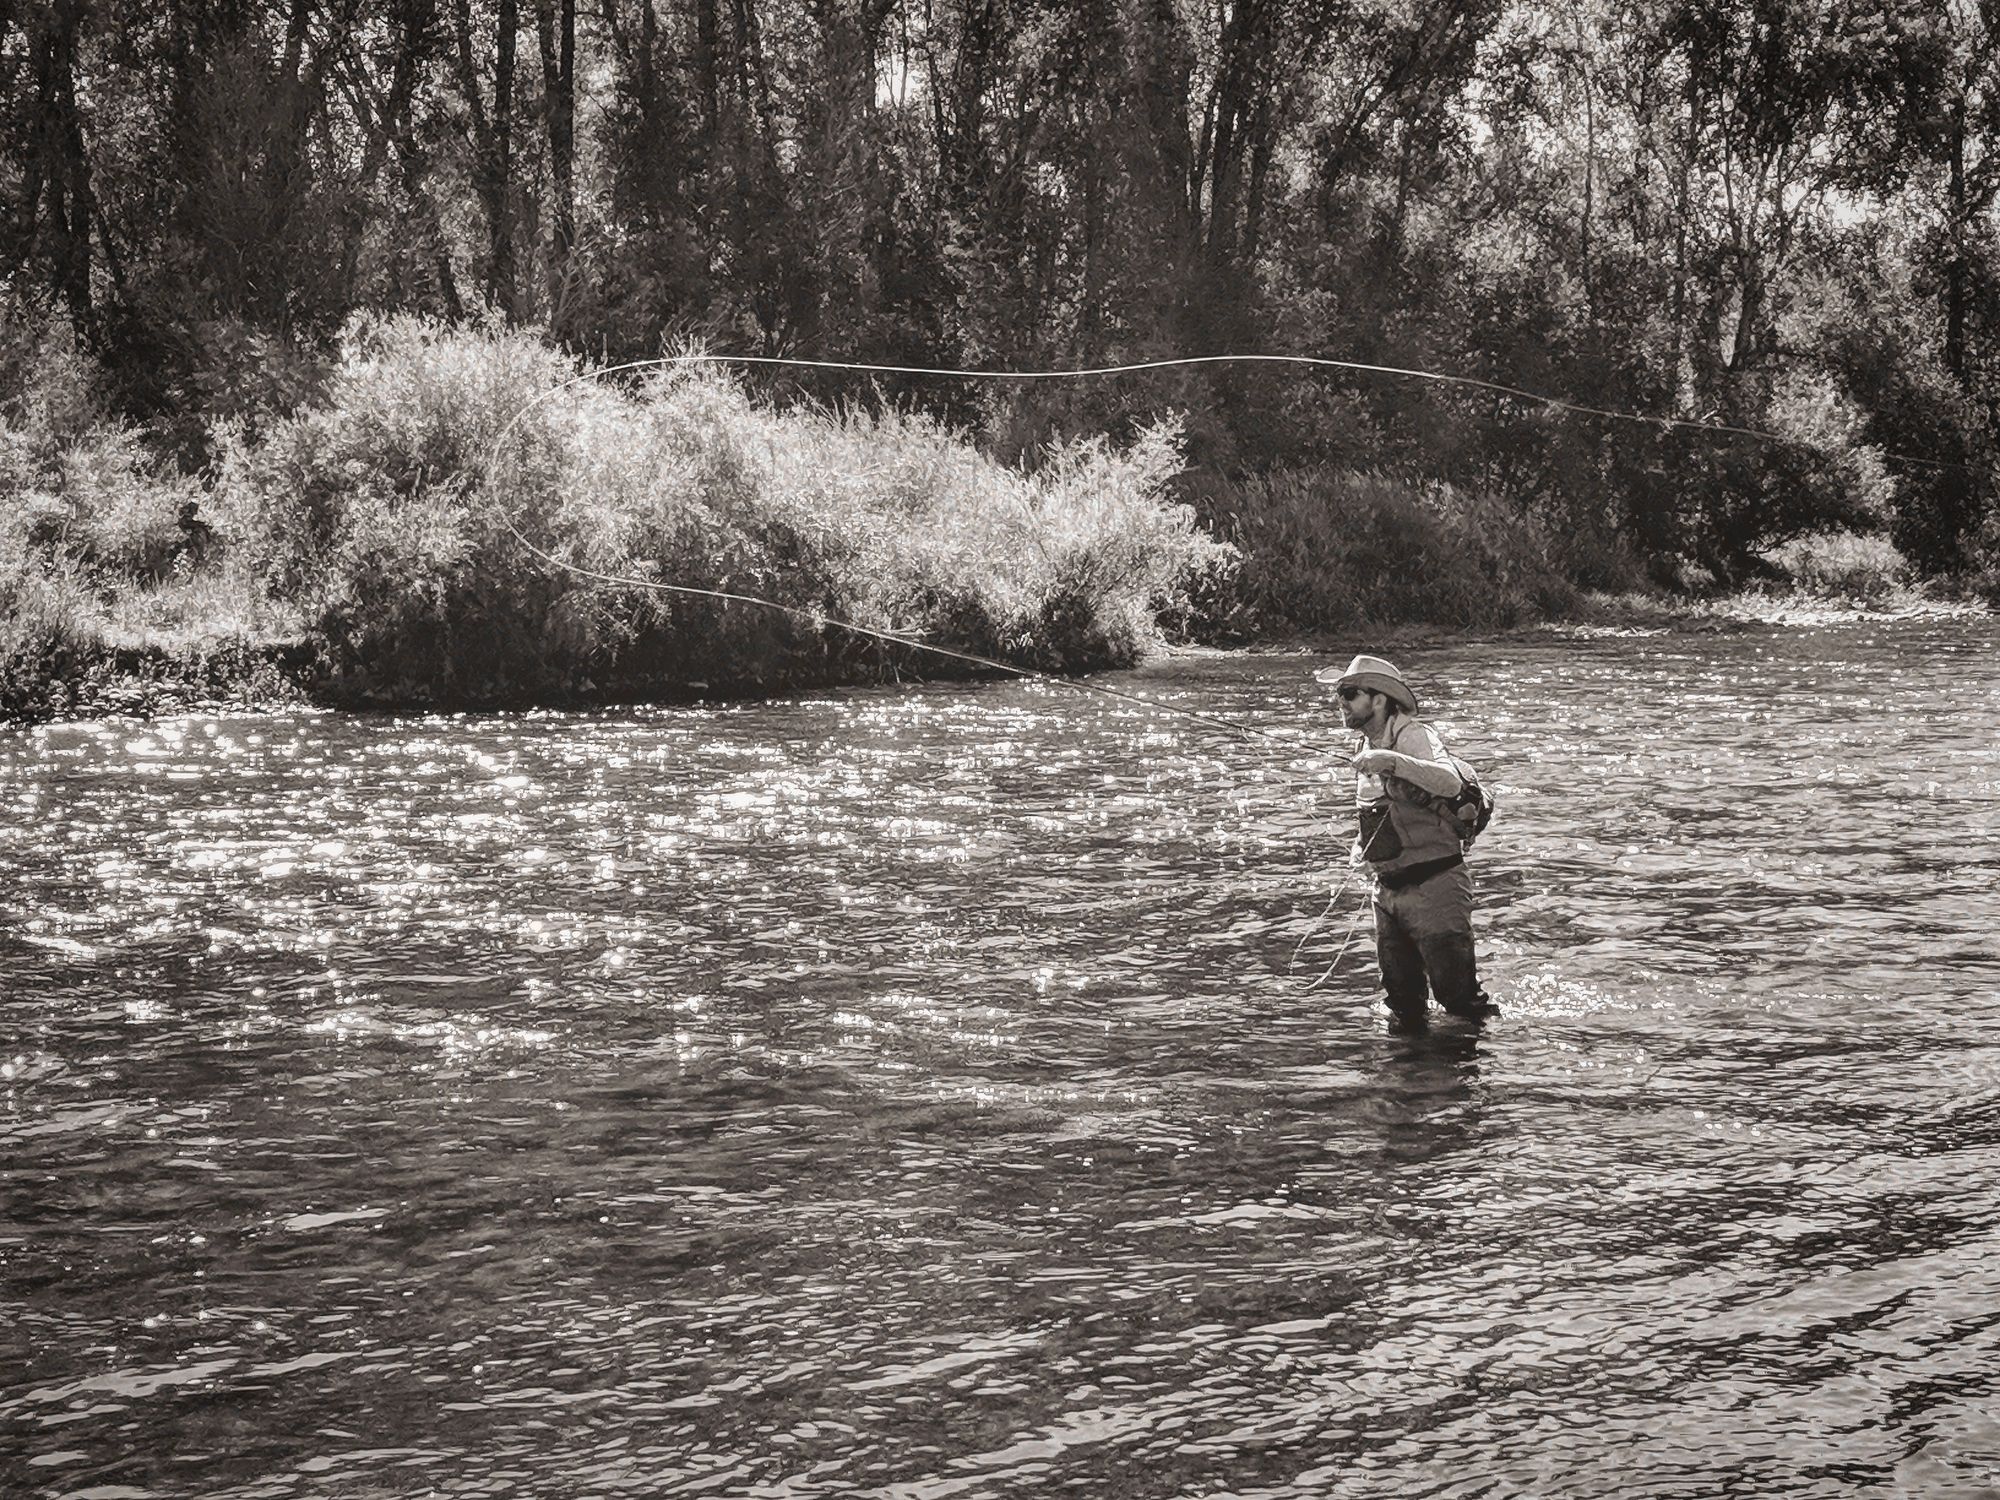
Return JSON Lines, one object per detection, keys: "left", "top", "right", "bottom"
{"left": 4, "top": 0, "right": 1999, "bottom": 716}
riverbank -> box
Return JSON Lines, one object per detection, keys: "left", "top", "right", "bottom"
{"left": 11, "top": 575, "right": 1984, "bottom": 727}
{"left": 5, "top": 316, "right": 1992, "bottom": 726}
{"left": 0, "top": 634, "right": 308, "bottom": 724}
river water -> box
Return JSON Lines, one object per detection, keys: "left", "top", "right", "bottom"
{"left": 4, "top": 617, "right": 1998, "bottom": 1499}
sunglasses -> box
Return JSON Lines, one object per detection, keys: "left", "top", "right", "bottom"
{"left": 1336, "top": 685, "right": 1370, "bottom": 702}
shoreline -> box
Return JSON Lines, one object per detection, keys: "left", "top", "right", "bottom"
{"left": 1164, "top": 584, "right": 1992, "bottom": 658}
{"left": 9, "top": 586, "right": 1988, "bottom": 730}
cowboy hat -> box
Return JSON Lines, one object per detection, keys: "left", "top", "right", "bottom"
{"left": 1312, "top": 654, "right": 1418, "bottom": 713}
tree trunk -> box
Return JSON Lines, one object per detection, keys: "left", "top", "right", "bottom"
{"left": 694, "top": 0, "right": 720, "bottom": 154}
{"left": 24, "top": 2, "right": 95, "bottom": 326}
{"left": 453, "top": 0, "right": 518, "bottom": 316}
{"left": 535, "top": 0, "right": 576, "bottom": 324}
{"left": 1243, "top": 94, "right": 1275, "bottom": 264}
{"left": 368, "top": 0, "right": 462, "bottom": 317}
{"left": 1729, "top": 257, "right": 1762, "bottom": 380}
{"left": 732, "top": 0, "right": 780, "bottom": 148}
{"left": 1570, "top": 0, "right": 1595, "bottom": 322}
{"left": 1203, "top": 0, "right": 1260, "bottom": 265}
{"left": 639, "top": 0, "right": 657, "bottom": 128}
{"left": 1670, "top": 44, "right": 1697, "bottom": 412}
{"left": 1945, "top": 92, "right": 1969, "bottom": 388}
{"left": 492, "top": 0, "right": 517, "bottom": 316}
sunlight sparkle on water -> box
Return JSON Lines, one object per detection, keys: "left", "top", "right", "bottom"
{"left": 4, "top": 624, "right": 1999, "bottom": 1498}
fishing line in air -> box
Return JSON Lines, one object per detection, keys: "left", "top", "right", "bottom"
{"left": 487, "top": 342, "right": 1970, "bottom": 744}
{"left": 583, "top": 350, "right": 1973, "bottom": 471}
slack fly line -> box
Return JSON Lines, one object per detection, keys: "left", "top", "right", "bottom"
{"left": 510, "top": 349, "right": 1969, "bottom": 468}
{"left": 644, "top": 350, "right": 1807, "bottom": 451}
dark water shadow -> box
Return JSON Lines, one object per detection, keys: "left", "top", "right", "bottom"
{"left": 1352, "top": 1022, "right": 1488, "bottom": 1169}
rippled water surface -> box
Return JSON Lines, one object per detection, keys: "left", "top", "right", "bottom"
{"left": 6, "top": 618, "right": 2000, "bottom": 1498}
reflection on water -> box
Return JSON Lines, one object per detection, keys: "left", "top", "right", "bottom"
{"left": 5, "top": 618, "right": 2000, "bottom": 1497}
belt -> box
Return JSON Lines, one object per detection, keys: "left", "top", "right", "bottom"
{"left": 1374, "top": 853, "right": 1464, "bottom": 890}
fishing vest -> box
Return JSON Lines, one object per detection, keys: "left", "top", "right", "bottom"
{"left": 1354, "top": 716, "right": 1465, "bottom": 874}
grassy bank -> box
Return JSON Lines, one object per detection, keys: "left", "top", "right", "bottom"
{"left": 3, "top": 317, "right": 1991, "bottom": 726}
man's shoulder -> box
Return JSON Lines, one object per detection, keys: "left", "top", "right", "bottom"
{"left": 1391, "top": 716, "right": 1449, "bottom": 759}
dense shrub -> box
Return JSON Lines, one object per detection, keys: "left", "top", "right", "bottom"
{"left": 1183, "top": 466, "right": 1580, "bottom": 636}
{"left": 0, "top": 310, "right": 197, "bottom": 583}
{"left": 1808, "top": 270, "right": 2000, "bottom": 579}
{"left": 1968, "top": 512, "right": 2000, "bottom": 609}
{"left": 0, "top": 536, "right": 94, "bottom": 721}
{"left": 1761, "top": 531, "right": 1911, "bottom": 603}
{"left": 211, "top": 317, "right": 1235, "bottom": 705}
{"left": 0, "top": 307, "right": 289, "bottom": 720}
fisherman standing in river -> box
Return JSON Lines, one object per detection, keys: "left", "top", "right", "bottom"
{"left": 1317, "top": 654, "right": 1495, "bottom": 1034}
